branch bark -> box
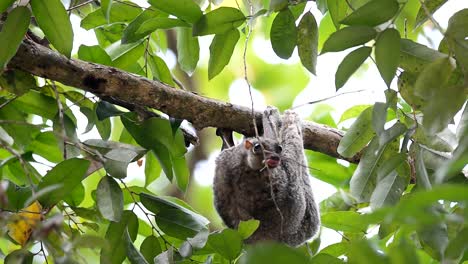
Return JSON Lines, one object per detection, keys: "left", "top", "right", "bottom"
{"left": 9, "top": 38, "right": 361, "bottom": 163}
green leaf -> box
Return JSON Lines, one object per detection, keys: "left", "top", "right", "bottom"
{"left": 320, "top": 242, "right": 350, "bottom": 257}
{"left": 179, "top": 229, "right": 209, "bottom": 258}
{"left": 121, "top": 114, "right": 189, "bottom": 190}
{"left": 414, "top": 57, "right": 454, "bottom": 100}
{"left": 311, "top": 253, "right": 344, "bottom": 264}
{"left": 321, "top": 211, "right": 368, "bottom": 232}
{"left": 144, "top": 151, "right": 162, "bottom": 187}
{"left": 388, "top": 237, "right": 420, "bottom": 264}
{"left": 148, "top": 55, "right": 175, "bottom": 86}
{"left": 73, "top": 235, "right": 109, "bottom": 249}
{"left": 237, "top": 219, "right": 260, "bottom": 239}
{"left": 104, "top": 148, "right": 140, "bottom": 179}
{"left": 97, "top": 176, "right": 124, "bottom": 222}
{"left": 335, "top": 46, "right": 372, "bottom": 89}
{"left": 27, "top": 132, "right": 63, "bottom": 163}
{"left": 297, "top": 12, "right": 319, "bottom": 75}
{"left": 0, "top": 0, "right": 15, "bottom": 14}
{"left": 30, "top": 0, "right": 73, "bottom": 57}
{"left": 414, "top": 144, "right": 432, "bottom": 189}
{"left": 415, "top": 0, "right": 447, "bottom": 28}
{"left": 327, "top": 0, "right": 348, "bottom": 29}
{"left": 83, "top": 139, "right": 146, "bottom": 158}
{"left": 418, "top": 222, "right": 448, "bottom": 261}
{"left": 399, "top": 39, "right": 447, "bottom": 73}
{"left": 341, "top": 0, "right": 399, "bottom": 26}
{"left": 140, "top": 193, "right": 209, "bottom": 240}
{"left": 0, "top": 69, "right": 36, "bottom": 96}
{"left": 124, "top": 228, "right": 149, "bottom": 264}
{"left": 270, "top": 9, "right": 297, "bottom": 59}
{"left": 37, "top": 158, "right": 90, "bottom": 207}
{"left": 378, "top": 122, "right": 407, "bottom": 146}
{"left": 397, "top": 71, "right": 425, "bottom": 110}
{"left": 64, "top": 183, "right": 85, "bottom": 207}
{"left": 339, "top": 105, "right": 372, "bottom": 123}
{"left": 0, "top": 7, "right": 31, "bottom": 70}
{"left": 445, "top": 227, "right": 468, "bottom": 261}
{"left": 4, "top": 249, "right": 34, "bottom": 264}
{"left": 375, "top": 28, "right": 400, "bottom": 87}
{"left": 322, "top": 26, "right": 376, "bottom": 54}
{"left": 239, "top": 242, "right": 312, "bottom": 264}
{"left": 148, "top": 0, "right": 202, "bottom": 23}
{"left": 369, "top": 154, "right": 408, "bottom": 209}
{"left": 122, "top": 9, "right": 163, "bottom": 44}
{"left": 81, "top": 3, "right": 142, "bottom": 30}
{"left": 101, "top": 210, "right": 139, "bottom": 264}
{"left": 348, "top": 239, "right": 389, "bottom": 263}
{"left": 96, "top": 101, "right": 126, "bottom": 120}
{"left": 445, "top": 9, "right": 468, "bottom": 74}
{"left": 101, "top": 0, "right": 113, "bottom": 21}
{"left": 208, "top": 29, "right": 240, "bottom": 79}
{"left": 136, "top": 18, "right": 190, "bottom": 35}
{"left": 193, "top": 7, "right": 245, "bottom": 36}
{"left": 349, "top": 137, "right": 396, "bottom": 202}
{"left": 177, "top": 27, "right": 199, "bottom": 75}
{"left": 106, "top": 40, "right": 145, "bottom": 71}
{"left": 207, "top": 229, "right": 243, "bottom": 260}
{"left": 78, "top": 45, "right": 113, "bottom": 66}
{"left": 269, "top": 0, "right": 288, "bottom": 12}
{"left": 140, "top": 236, "right": 162, "bottom": 263}
{"left": 337, "top": 106, "right": 374, "bottom": 158}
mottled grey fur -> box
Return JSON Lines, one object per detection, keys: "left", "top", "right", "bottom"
{"left": 213, "top": 107, "right": 320, "bottom": 246}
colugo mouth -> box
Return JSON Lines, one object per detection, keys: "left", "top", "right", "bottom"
{"left": 265, "top": 158, "right": 280, "bottom": 168}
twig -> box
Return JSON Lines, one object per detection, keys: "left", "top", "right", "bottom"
{"left": 292, "top": 89, "right": 366, "bottom": 109}
{"left": 0, "top": 96, "right": 17, "bottom": 109}
{"left": 243, "top": 0, "right": 285, "bottom": 236}
{"left": 40, "top": 241, "right": 49, "bottom": 264}
{"left": 67, "top": 0, "right": 95, "bottom": 11}
{"left": 50, "top": 81, "right": 67, "bottom": 159}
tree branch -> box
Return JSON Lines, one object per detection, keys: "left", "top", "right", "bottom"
{"left": 9, "top": 38, "right": 361, "bottom": 163}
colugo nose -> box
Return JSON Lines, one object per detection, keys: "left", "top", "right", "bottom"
{"left": 270, "top": 155, "right": 280, "bottom": 161}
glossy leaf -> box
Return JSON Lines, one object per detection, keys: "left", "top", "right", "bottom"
{"left": 101, "top": 210, "right": 139, "bottom": 264}
{"left": 136, "top": 18, "right": 190, "bottom": 35}
{"left": 335, "top": 46, "right": 372, "bottom": 89}
{"left": 140, "top": 236, "right": 162, "bottom": 263}
{"left": 179, "top": 229, "right": 209, "bottom": 258}
{"left": 37, "top": 158, "right": 90, "bottom": 207}
{"left": 0, "top": 0, "right": 15, "bottom": 14}
{"left": 81, "top": 3, "right": 141, "bottom": 30}
{"left": 322, "top": 26, "right": 376, "bottom": 53}
{"left": 97, "top": 176, "right": 123, "bottom": 222}
{"left": 148, "top": 0, "right": 202, "bottom": 23}
{"left": 270, "top": 9, "right": 297, "bottom": 59}
{"left": 122, "top": 9, "right": 162, "bottom": 44}
{"left": 193, "top": 7, "right": 245, "bottom": 36}
{"left": 297, "top": 12, "right": 319, "bottom": 75}
{"left": 144, "top": 151, "right": 162, "bottom": 187}
{"left": 321, "top": 211, "right": 368, "bottom": 232}
{"left": 30, "top": 0, "right": 74, "bottom": 57}
{"left": 104, "top": 148, "right": 139, "bottom": 178}
{"left": 78, "top": 45, "right": 113, "bottom": 66}
{"left": 208, "top": 29, "right": 240, "bottom": 79}
{"left": 124, "top": 228, "right": 149, "bottom": 264}
{"left": 370, "top": 154, "right": 408, "bottom": 209}
{"left": 341, "top": 0, "right": 399, "bottom": 26}
{"left": 445, "top": 9, "right": 468, "bottom": 74}
{"left": 140, "top": 193, "right": 209, "bottom": 239}
{"left": 349, "top": 137, "right": 396, "bottom": 202}
{"left": 327, "top": 0, "right": 348, "bottom": 29}
{"left": 239, "top": 242, "right": 314, "bottom": 264}
{"left": 101, "top": 0, "right": 113, "bottom": 21}
{"left": 148, "top": 55, "right": 175, "bottom": 86}
{"left": 238, "top": 219, "right": 260, "bottom": 239}
{"left": 399, "top": 39, "right": 447, "bottom": 73}
{"left": 177, "top": 27, "right": 199, "bottom": 75}
{"left": 0, "top": 7, "right": 31, "bottom": 70}
{"left": 337, "top": 106, "right": 374, "bottom": 158}
{"left": 375, "top": 28, "right": 400, "bottom": 87}
{"left": 27, "top": 132, "right": 63, "bottom": 163}
{"left": 414, "top": 57, "right": 453, "bottom": 100}
{"left": 207, "top": 229, "right": 243, "bottom": 260}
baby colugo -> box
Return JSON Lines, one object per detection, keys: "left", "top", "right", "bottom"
{"left": 213, "top": 107, "right": 319, "bottom": 246}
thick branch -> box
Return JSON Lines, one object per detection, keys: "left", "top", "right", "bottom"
{"left": 9, "top": 39, "right": 361, "bottom": 163}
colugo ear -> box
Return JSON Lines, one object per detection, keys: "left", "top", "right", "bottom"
{"left": 244, "top": 139, "right": 253, "bottom": 150}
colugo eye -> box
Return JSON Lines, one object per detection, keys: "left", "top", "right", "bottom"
{"left": 253, "top": 143, "right": 262, "bottom": 153}
{"left": 276, "top": 145, "right": 283, "bottom": 153}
